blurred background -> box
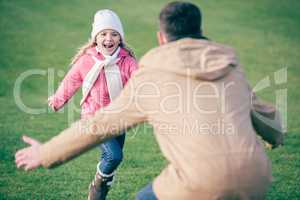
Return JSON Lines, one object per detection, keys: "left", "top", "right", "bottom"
{"left": 0, "top": 0, "right": 299, "bottom": 199}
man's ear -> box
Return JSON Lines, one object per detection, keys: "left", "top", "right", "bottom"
{"left": 157, "top": 31, "right": 168, "bottom": 45}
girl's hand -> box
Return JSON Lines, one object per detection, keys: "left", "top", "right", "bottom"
{"left": 48, "top": 96, "right": 57, "bottom": 111}
{"left": 15, "top": 135, "right": 42, "bottom": 171}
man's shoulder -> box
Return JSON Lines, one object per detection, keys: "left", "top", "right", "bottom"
{"left": 139, "top": 41, "right": 179, "bottom": 66}
{"left": 140, "top": 38, "right": 236, "bottom": 63}
{"left": 139, "top": 39, "right": 201, "bottom": 64}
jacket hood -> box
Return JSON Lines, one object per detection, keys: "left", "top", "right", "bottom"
{"left": 139, "top": 38, "right": 238, "bottom": 81}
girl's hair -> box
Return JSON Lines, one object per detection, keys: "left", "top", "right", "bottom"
{"left": 70, "top": 38, "right": 135, "bottom": 66}
{"left": 70, "top": 39, "right": 96, "bottom": 66}
{"left": 120, "top": 41, "right": 135, "bottom": 59}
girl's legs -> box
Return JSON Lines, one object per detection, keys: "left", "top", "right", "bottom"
{"left": 88, "top": 132, "right": 125, "bottom": 200}
{"left": 99, "top": 132, "right": 126, "bottom": 174}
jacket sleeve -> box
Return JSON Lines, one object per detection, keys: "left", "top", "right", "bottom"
{"left": 121, "top": 56, "right": 138, "bottom": 83}
{"left": 48, "top": 56, "right": 85, "bottom": 111}
{"left": 39, "top": 70, "right": 147, "bottom": 168}
{"left": 250, "top": 92, "right": 284, "bottom": 148}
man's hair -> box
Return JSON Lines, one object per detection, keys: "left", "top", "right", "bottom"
{"left": 159, "top": 1, "right": 204, "bottom": 42}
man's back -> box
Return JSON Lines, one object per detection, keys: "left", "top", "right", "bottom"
{"left": 137, "top": 38, "right": 271, "bottom": 199}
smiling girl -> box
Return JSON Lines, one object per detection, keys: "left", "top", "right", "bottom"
{"left": 47, "top": 9, "right": 138, "bottom": 200}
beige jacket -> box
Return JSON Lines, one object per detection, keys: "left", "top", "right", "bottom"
{"left": 40, "top": 39, "right": 274, "bottom": 199}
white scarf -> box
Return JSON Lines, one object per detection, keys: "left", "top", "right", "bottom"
{"left": 80, "top": 47, "right": 123, "bottom": 105}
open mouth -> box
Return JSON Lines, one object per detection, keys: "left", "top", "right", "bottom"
{"left": 103, "top": 43, "right": 115, "bottom": 49}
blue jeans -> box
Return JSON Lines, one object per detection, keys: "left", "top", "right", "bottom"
{"left": 135, "top": 182, "right": 158, "bottom": 200}
{"left": 98, "top": 132, "right": 126, "bottom": 174}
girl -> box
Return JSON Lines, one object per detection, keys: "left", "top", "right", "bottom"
{"left": 48, "top": 9, "right": 138, "bottom": 200}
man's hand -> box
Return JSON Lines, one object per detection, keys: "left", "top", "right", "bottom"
{"left": 15, "top": 135, "right": 42, "bottom": 171}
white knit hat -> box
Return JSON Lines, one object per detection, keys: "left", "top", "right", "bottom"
{"left": 91, "top": 9, "right": 124, "bottom": 41}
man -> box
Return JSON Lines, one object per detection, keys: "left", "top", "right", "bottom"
{"left": 15, "top": 1, "right": 283, "bottom": 199}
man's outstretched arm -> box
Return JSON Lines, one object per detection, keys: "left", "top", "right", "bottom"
{"left": 15, "top": 72, "right": 147, "bottom": 170}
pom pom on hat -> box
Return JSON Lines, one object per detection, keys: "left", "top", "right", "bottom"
{"left": 91, "top": 9, "right": 124, "bottom": 41}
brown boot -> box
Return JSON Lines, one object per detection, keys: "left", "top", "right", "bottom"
{"left": 88, "top": 172, "right": 114, "bottom": 200}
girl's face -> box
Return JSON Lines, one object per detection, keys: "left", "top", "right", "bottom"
{"left": 96, "top": 29, "right": 121, "bottom": 55}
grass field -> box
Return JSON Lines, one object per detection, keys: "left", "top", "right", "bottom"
{"left": 1, "top": 0, "right": 300, "bottom": 199}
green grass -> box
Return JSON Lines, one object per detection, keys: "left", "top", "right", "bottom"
{"left": 0, "top": 0, "right": 299, "bottom": 199}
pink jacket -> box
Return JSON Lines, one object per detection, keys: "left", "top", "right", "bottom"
{"left": 49, "top": 47, "right": 138, "bottom": 118}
